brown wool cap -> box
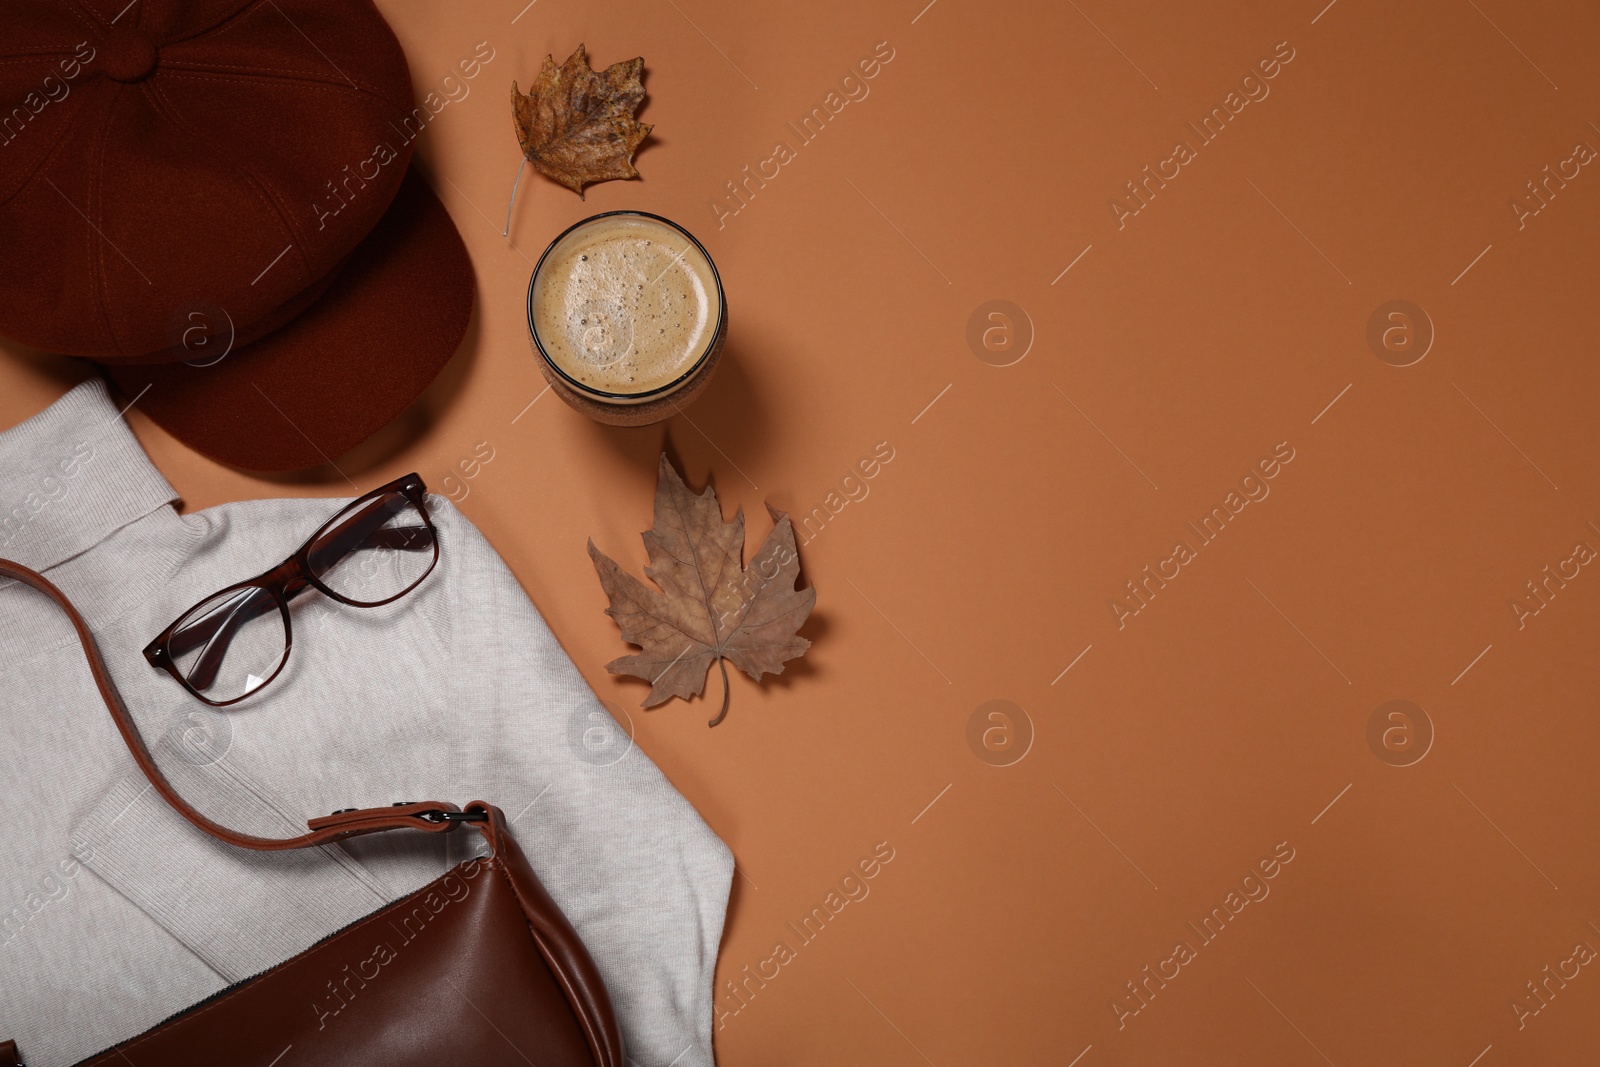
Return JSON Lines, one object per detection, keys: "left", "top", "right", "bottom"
{"left": 0, "top": 0, "right": 474, "bottom": 471}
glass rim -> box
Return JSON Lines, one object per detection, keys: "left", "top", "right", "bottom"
{"left": 301, "top": 484, "right": 439, "bottom": 607}
{"left": 525, "top": 209, "right": 726, "bottom": 404}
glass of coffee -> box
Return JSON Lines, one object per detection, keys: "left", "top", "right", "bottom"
{"left": 526, "top": 211, "right": 726, "bottom": 426}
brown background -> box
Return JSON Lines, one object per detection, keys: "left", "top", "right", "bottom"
{"left": 5, "top": 0, "right": 1600, "bottom": 1062}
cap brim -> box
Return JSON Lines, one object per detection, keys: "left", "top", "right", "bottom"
{"left": 102, "top": 168, "right": 474, "bottom": 472}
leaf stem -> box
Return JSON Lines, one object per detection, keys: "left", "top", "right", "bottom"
{"left": 708, "top": 658, "right": 730, "bottom": 727}
{"left": 502, "top": 157, "right": 527, "bottom": 238}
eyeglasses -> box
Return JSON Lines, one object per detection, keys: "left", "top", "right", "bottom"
{"left": 144, "top": 473, "right": 439, "bottom": 706}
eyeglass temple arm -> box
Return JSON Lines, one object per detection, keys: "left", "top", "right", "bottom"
{"left": 304, "top": 495, "right": 433, "bottom": 575}
{"left": 169, "top": 499, "right": 409, "bottom": 665}
{"left": 169, "top": 587, "right": 277, "bottom": 691}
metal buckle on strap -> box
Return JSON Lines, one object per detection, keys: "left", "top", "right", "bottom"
{"left": 416, "top": 808, "right": 488, "bottom": 824}
{"left": 325, "top": 805, "right": 485, "bottom": 825}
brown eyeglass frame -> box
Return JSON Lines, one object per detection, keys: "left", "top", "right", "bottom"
{"left": 143, "top": 473, "right": 439, "bottom": 707}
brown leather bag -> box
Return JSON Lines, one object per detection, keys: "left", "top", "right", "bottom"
{"left": 0, "top": 559, "right": 625, "bottom": 1067}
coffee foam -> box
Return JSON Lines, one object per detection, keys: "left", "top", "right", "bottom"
{"left": 531, "top": 215, "right": 720, "bottom": 397}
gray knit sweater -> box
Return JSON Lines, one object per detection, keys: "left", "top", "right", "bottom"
{"left": 0, "top": 381, "right": 732, "bottom": 1066}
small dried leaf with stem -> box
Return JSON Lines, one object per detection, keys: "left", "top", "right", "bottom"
{"left": 504, "top": 44, "right": 652, "bottom": 233}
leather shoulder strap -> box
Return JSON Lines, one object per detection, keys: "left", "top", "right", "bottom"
{"left": 0, "top": 558, "right": 465, "bottom": 851}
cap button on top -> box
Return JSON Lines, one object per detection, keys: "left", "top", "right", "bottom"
{"left": 101, "top": 27, "right": 159, "bottom": 83}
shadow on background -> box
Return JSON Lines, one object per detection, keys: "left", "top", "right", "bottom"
{"left": 0, "top": 342, "right": 97, "bottom": 395}
{"left": 575, "top": 338, "right": 772, "bottom": 481}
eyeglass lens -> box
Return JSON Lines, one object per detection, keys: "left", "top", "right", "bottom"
{"left": 306, "top": 490, "right": 436, "bottom": 606}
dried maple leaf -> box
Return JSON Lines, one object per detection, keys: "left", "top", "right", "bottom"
{"left": 588, "top": 454, "right": 816, "bottom": 726}
{"left": 511, "top": 44, "right": 652, "bottom": 197}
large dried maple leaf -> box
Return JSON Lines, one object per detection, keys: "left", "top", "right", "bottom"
{"left": 588, "top": 455, "right": 816, "bottom": 726}
{"left": 511, "top": 44, "right": 651, "bottom": 197}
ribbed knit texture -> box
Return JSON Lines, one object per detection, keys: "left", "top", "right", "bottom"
{"left": 0, "top": 381, "right": 733, "bottom": 1067}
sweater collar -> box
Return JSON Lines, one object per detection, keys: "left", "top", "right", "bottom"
{"left": 0, "top": 379, "right": 178, "bottom": 572}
